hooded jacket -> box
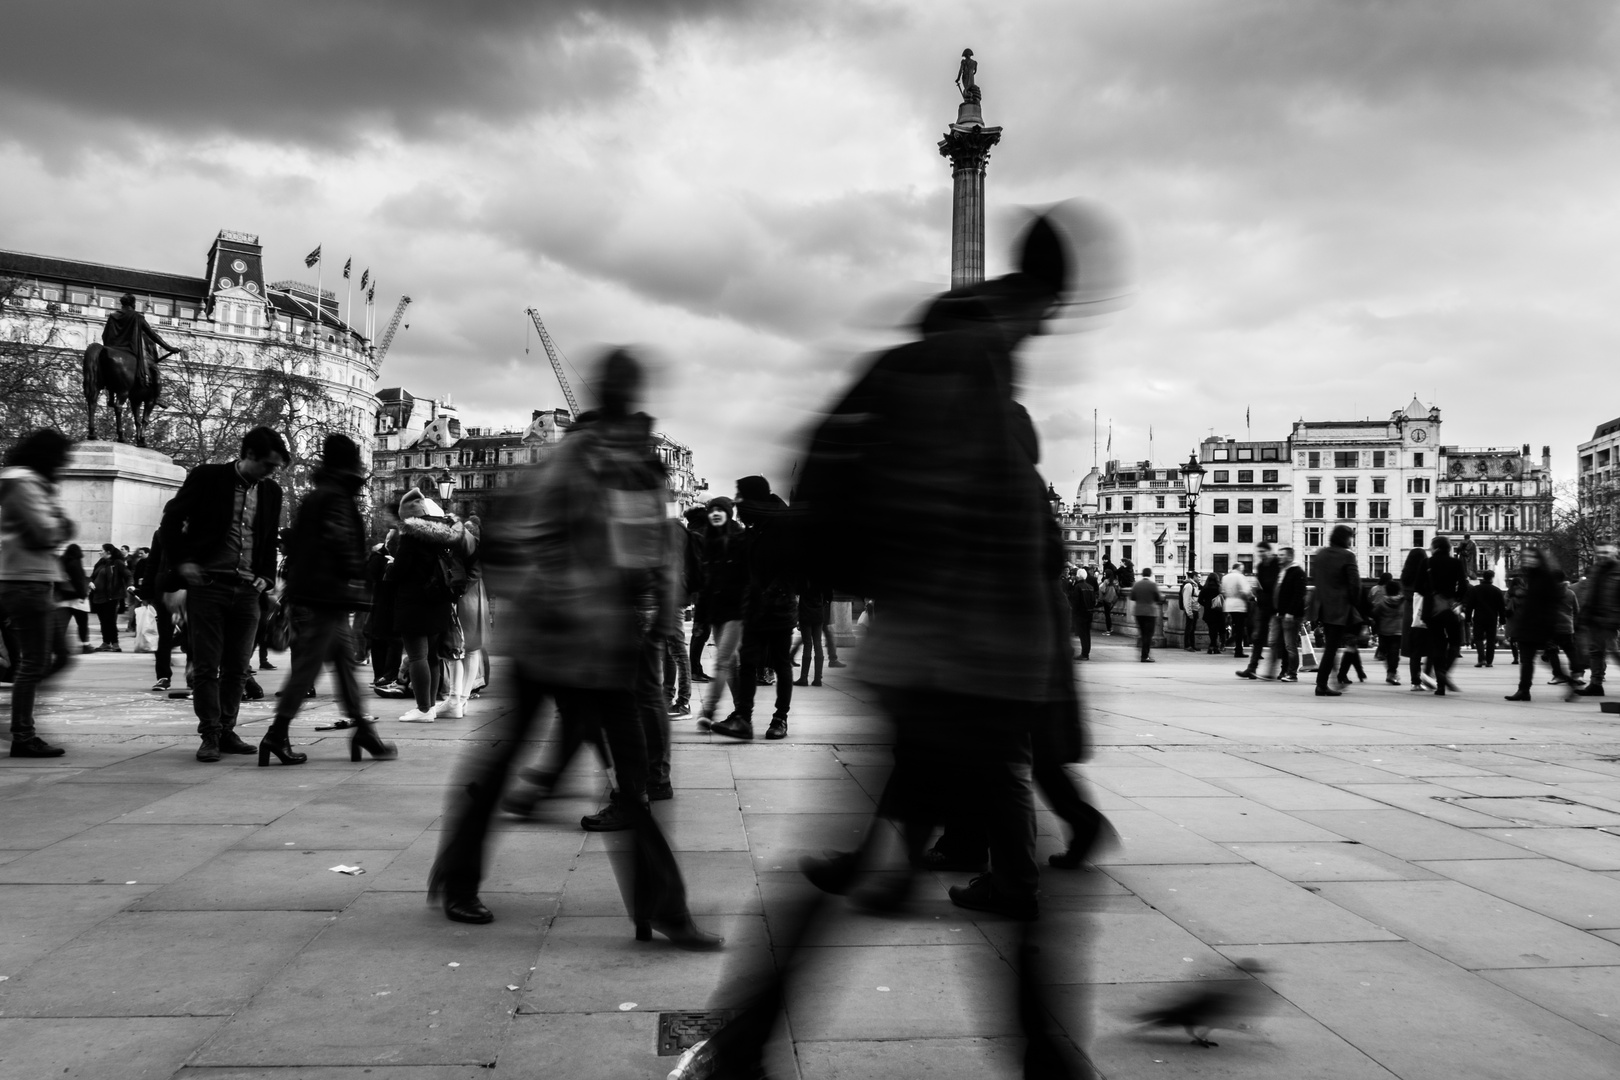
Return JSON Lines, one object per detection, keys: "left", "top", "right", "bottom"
{"left": 283, "top": 467, "right": 370, "bottom": 609}
{"left": 0, "top": 466, "right": 73, "bottom": 582}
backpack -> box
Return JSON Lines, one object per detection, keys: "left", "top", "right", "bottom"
{"left": 422, "top": 545, "right": 470, "bottom": 602}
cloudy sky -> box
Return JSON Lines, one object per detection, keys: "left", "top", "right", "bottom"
{"left": 3, "top": 0, "right": 1617, "bottom": 497}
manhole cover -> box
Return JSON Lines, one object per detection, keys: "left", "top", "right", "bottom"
{"left": 657, "top": 1010, "right": 735, "bottom": 1056}
{"left": 1442, "top": 796, "right": 1620, "bottom": 828}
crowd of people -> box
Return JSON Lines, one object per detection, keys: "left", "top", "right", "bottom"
{"left": 1058, "top": 530, "right": 1620, "bottom": 701}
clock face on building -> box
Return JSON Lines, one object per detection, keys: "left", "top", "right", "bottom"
{"left": 1411, "top": 428, "right": 1428, "bottom": 442}
{"left": 217, "top": 277, "right": 233, "bottom": 290}
{"left": 231, "top": 259, "right": 248, "bottom": 274}
{"left": 245, "top": 281, "right": 259, "bottom": 294}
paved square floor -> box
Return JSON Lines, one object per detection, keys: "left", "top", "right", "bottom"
{"left": 1, "top": 633, "right": 1618, "bottom": 1078}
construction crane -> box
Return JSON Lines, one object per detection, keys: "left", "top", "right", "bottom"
{"left": 525, "top": 307, "right": 583, "bottom": 418}
{"left": 374, "top": 295, "right": 412, "bottom": 367}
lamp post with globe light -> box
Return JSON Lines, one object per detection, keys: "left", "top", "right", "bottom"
{"left": 1183, "top": 452, "right": 1206, "bottom": 581}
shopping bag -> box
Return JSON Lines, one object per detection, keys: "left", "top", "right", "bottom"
{"left": 133, "top": 604, "right": 159, "bottom": 653}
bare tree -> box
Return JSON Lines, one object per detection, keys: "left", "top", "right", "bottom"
{"left": 0, "top": 278, "right": 90, "bottom": 450}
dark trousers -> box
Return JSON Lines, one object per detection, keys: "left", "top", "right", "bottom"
{"left": 402, "top": 635, "right": 441, "bottom": 711}
{"left": 92, "top": 600, "right": 120, "bottom": 646}
{"left": 933, "top": 731, "right": 1105, "bottom": 865}
{"left": 1226, "top": 611, "right": 1248, "bottom": 654}
{"left": 1380, "top": 635, "right": 1401, "bottom": 679}
{"left": 735, "top": 627, "right": 793, "bottom": 721}
{"left": 1315, "top": 624, "right": 1348, "bottom": 690}
{"left": 1, "top": 582, "right": 67, "bottom": 740}
{"left": 1429, "top": 608, "right": 1461, "bottom": 682}
{"left": 274, "top": 606, "right": 365, "bottom": 723}
{"left": 1586, "top": 628, "right": 1619, "bottom": 687}
{"left": 1242, "top": 608, "right": 1275, "bottom": 673}
{"left": 1135, "top": 615, "right": 1155, "bottom": 660}
{"left": 1338, "top": 646, "right": 1367, "bottom": 681}
{"left": 153, "top": 604, "right": 185, "bottom": 681}
{"left": 66, "top": 608, "right": 89, "bottom": 646}
{"left": 187, "top": 578, "right": 262, "bottom": 737}
{"left": 635, "top": 623, "right": 671, "bottom": 787}
{"left": 1075, "top": 616, "right": 1092, "bottom": 659}
{"left": 1182, "top": 611, "right": 1197, "bottom": 650}
{"left": 798, "top": 616, "right": 826, "bottom": 681}
{"left": 1473, "top": 620, "right": 1496, "bottom": 665}
{"left": 689, "top": 619, "right": 711, "bottom": 676}
{"left": 1203, "top": 611, "right": 1225, "bottom": 651}
{"left": 1100, "top": 602, "right": 1113, "bottom": 632}
{"left": 1544, "top": 633, "right": 1583, "bottom": 678}
{"left": 433, "top": 681, "right": 687, "bottom": 926}
{"left": 370, "top": 637, "right": 402, "bottom": 685}
{"left": 663, "top": 625, "right": 691, "bottom": 709}
{"left": 1518, "top": 636, "right": 1569, "bottom": 692}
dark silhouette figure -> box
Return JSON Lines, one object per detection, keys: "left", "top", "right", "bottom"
{"left": 1135, "top": 959, "right": 1271, "bottom": 1047}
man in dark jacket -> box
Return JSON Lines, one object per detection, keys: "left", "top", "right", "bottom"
{"left": 695, "top": 497, "right": 747, "bottom": 727}
{"left": 262, "top": 434, "right": 393, "bottom": 766}
{"left": 1237, "top": 541, "right": 1280, "bottom": 679}
{"left": 1311, "top": 525, "right": 1362, "bottom": 697}
{"left": 1425, "top": 535, "right": 1469, "bottom": 696}
{"left": 712, "top": 475, "right": 797, "bottom": 740}
{"left": 159, "top": 426, "right": 288, "bottom": 761}
{"left": 682, "top": 506, "right": 712, "bottom": 684}
{"left": 1469, "top": 570, "right": 1507, "bottom": 668}
{"left": 1577, "top": 541, "right": 1620, "bottom": 696}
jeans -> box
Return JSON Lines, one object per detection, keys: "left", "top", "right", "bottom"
{"left": 433, "top": 681, "right": 687, "bottom": 923}
{"left": 1315, "top": 624, "right": 1348, "bottom": 690}
{"left": 636, "top": 621, "right": 672, "bottom": 787}
{"left": 1260, "top": 615, "right": 1301, "bottom": 678}
{"left": 736, "top": 627, "right": 793, "bottom": 721}
{"left": 1587, "top": 628, "right": 1620, "bottom": 687}
{"left": 187, "top": 577, "right": 262, "bottom": 737}
{"left": 274, "top": 606, "right": 366, "bottom": 723}
{"left": 1, "top": 582, "right": 63, "bottom": 739}
{"left": 1182, "top": 610, "right": 1197, "bottom": 650}
{"left": 663, "top": 621, "right": 691, "bottom": 710}
{"left": 1380, "top": 634, "right": 1402, "bottom": 680}
{"left": 1135, "top": 615, "right": 1155, "bottom": 660}
{"left": 701, "top": 619, "right": 744, "bottom": 718}
{"left": 798, "top": 616, "right": 825, "bottom": 680}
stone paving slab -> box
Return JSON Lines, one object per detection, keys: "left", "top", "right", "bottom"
{"left": 0, "top": 1016, "right": 225, "bottom": 1080}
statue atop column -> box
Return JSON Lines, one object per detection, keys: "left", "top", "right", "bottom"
{"left": 955, "top": 48, "right": 981, "bottom": 104}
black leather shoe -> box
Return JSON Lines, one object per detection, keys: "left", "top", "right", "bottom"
{"left": 581, "top": 802, "right": 637, "bottom": 832}
{"left": 445, "top": 896, "right": 494, "bottom": 924}
{"left": 764, "top": 718, "right": 787, "bottom": 740}
{"left": 947, "top": 874, "right": 1037, "bottom": 921}
{"left": 195, "top": 736, "right": 221, "bottom": 762}
{"left": 647, "top": 780, "right": 674, "bottom": 801}
{"left": 219, "top": 732, "right": 258, "bottom": 755}
{"left": 9, "top": 736, "right": 65, "bottom": 758}
{"left": 1315, "top": 687, "right": 1342, "bottom": 697}
{"left": 709, "top": 716, "right": 754, "bottom": 740}
{"left": 634, "top": 916, "right": 723, "bottom": 950}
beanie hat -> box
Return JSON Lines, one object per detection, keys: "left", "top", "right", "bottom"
{"left": 398, "top": 487, "right": 444, "bottom": 520}
{"left": 705, "top": 496, "right": 735, "bottom": 519}
{"left": 322, "top": 432, "right": 363, "bottom": 475}
{"left": 735, "top": 475, "right": 771, "bottom": 502}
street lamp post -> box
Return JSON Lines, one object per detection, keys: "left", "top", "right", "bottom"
{"left": 436, "top": 470, "right": 455, "bottom": 513}
{"left": 1183, "top": 452, "right": 1206, "bottom": 582}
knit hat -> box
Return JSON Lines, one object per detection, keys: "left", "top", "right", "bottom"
{"left": 705, "top": 496, "right": 734, "bottom": 519}
{"left": 322, "top": 432, "right": 363, "bottom": 475}
{"left": 398, "top": 487, "right": 443, "bottom": 520}
{"left": 735, "top": 475, "right": 771, "bottom": 502}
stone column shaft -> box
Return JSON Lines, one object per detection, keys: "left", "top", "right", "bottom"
{"left": 939, "top": 102, "right": 1002, "bottom": 289}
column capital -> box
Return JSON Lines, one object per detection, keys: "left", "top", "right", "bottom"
{"left": 938, "top": 123, "right": 1003, "bottom": 175}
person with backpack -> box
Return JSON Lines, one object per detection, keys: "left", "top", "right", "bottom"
{"left": 261, "top": 434, "right": 396, "bottom": 764}
{"left": 390, "top": 488, "right": 468, "bottom": 722}
{"left": 88, "top": 544, "right": 131, "bottom": 651}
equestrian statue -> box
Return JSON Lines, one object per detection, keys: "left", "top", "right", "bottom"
{"left": 85, "top": 292, "right": 175, "bottom": 447}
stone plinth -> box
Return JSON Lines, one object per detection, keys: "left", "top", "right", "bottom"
{"left": 57, "top": 442, "right": 186, "bottom": 552}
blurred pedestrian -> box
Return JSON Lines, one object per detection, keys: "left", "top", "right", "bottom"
{"left": 1238, "top": 543, "right": 1279, "bottom": 677}
{"left": 1130, "top": 567, "right": 1162, "bottom": 663}
{"left": 1221, "top": 559, "right": 1252, "bottom": 659}
{"left": 160, "top": 427, "right": 288, "bottom": 761}
{"left": 391, "top": 489, "right": 468, "bottom": 723}
{"left": 1505, "top": 546, "right": 1576, "bottom": 701}
{"left": 88, "top": 543, "right": 131, "bottom": 651}
{"left": 1425, "top": 535, "right": 1467, "bottom": 696}
{"left": 1, "top": 430, "right": 77, "bottom": 757}
{"left": 1470, "top": 569, "right": 1505, "bottom": 668}
{"left": 1544, "top": 574, "right": 1585, "bottom": 688}
{"left": 1576, "top": 541, "right": 1620, "bottom": 697}
{"left": 1311, "top": 525, "right": 1361, "bottom": 697}
{"left": 1255, "top": 546, "right": 1305, "bottom": 681}
{"left": 56, "top": 543, "right": 91, "bottom": 655}
{"left": 263, "top": 434, "right": 395, "bottom": 766}
{"left": 695, "top": 497, "right": 747, "bottom": 728}
{"left": 1399, "top": 547, "right": 1432, "bottom": 691}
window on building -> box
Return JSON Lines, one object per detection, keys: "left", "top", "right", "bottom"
{"left": 1178, "top": 496, "right": 1187, "bottom": 509}
{"left": 1122, "top": 545, "right": 1132, "bottom": 562}
{"left": 1103, "top": 523, "right": 1113, "bottom": 533}
{"left": 1305, "top": 525, "right": 1324, "bottom": 547}
{"left": 1212, "top": 448, "right": 1230, "bottom": 461}
{"left": 1262, "top": 525, "right": 1278, "bottom": 543}
{"left": 1369, "top": 500, "right": 1391, "bottom": 519}
{"left": 1307, "top": 477, "right": 1321, "bottom": 494}
{"left": 1304, "top": 501, "right": 1325, "bottom": 519}
{"left": 1451, "top": 511, "right": 1466, "bottom": 531}
{"left": 1414, "top": 529, "right": 1426, "bottom": 548}
{"left": 1176, "top": 544, "right": 1187, "bottom": 563}
{"left": 1213, "top": 470, "right": 1229, "bottom": 483}
{"left": 1155, "top": 496, "right": 1165, "bottom": 509}
{"left": 1504, "top": 511, "right": 1517, "bottom": 531}
{"left": 1369, "top": 526, "right": 1389, "bottom": 548}
{"left": 1104, "top": 497, "right": 1112, "bottom": 511}
{"left": 1154, "top": 539, "right": 1166, "bottom": 562}
{"left": 1262, "top": 498, "right": 1278, "bottom": 514}
{"left": 1372, "top": 450, "right": 1386, "bottom": 468}
{"left": 1334, "top": 451, "right": 1359, "bottom": 469}
{"left": 1213, "top": 554, "right": 1230, "bottom": 574}
{"left": 1213, "top": 525, "right": 1230, "bottom": 542}
{"left": 1337, "top": 501, "right": 1357, "bottom": 519}
{"left": 1262, "top": 447, "right": 1279, "bottom": 461}
{"left": 1413, "top": 500, "right": 1426, "bottom": 517}
{"left": 1237, "top": 525, "right": 1254, "bottom": 543}
{"left": 1372, "top": 477, "right": 1386, "bottom": 494}
{"left": 1238, "top": 469, "right": 1254, "bottom": 483}
{"left": 1176, "top": 521, "right": 1187, "bottom": 532}
{"left": 1407, "top": 478, "right": 1431, "bottom": 494}
{"left": 1212, "top": 499, "right": 1229, "bottom": 513}
{"left": 1336, "top": 478, "right": 1358, "bottom": 494}
{"left": 1262, "top": 469, "right": 1278, "bottom": 483}
{"left": 1308, "top": 452, "right": 1321, "bottom": 468}
{"left": 1414, "top": 452, "right": 1425, "bottom": 468}
{"left": 1123, "top": 496, "right": 1134, "bottom": 511}
{"left": 1505, "top": 482, "right": 1515, "bottom": 496}
{"left": 1123, "top": 522, "right": 1134, "bottom": 533}
{"left": 1370, "top": 554, "right": 1390, "bottom": 577}
{"left": 1237, "top": 499, "right": 1254, "bottom": 514}
{"left": 1453, "top": 483, "right": 1464, "bottom": 496}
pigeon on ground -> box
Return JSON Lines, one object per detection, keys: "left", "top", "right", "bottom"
{"left": 1133, "top": 959, "right": 1271, "bottom": 1047}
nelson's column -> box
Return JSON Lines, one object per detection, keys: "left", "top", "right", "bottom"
{"left": 939, "top": 48, "right": 1003, "bottom": 288}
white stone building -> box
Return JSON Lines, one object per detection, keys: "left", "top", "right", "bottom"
{"left": 1196, "top": 436, "right": 1293, "bottom": 575}
{"left": 1435, "top": 444, "right": 1555, "bottom": 572}
{"left": 1578, "top": 416, "right": 1620, "bottom": 543}
{"left": 1094, "top": 459, "right": 1191, "bottom": 584}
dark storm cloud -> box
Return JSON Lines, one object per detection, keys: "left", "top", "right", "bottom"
{"left": 0, "top": 0, "right": 770, "bottom": 153}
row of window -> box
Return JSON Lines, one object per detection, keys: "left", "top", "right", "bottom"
{"left": 1302, "top": 500, "right": 1402, "bottom": 519}
{"left": 1102, "top": 521, "right": 1188, "bottom": 534}
{"left": 1210, "top": 498, "right": 1279, "bottom": 515}
{"left": 1209, "top": 469, "right": 1280, "bottom": 484}
{"left": 1299, "top": 450, "right": 1423, "bottom": 469}
{"left": 1103, "top": 495, "right": 1187, "bottom": 512}
{"left": 1206, "top": 446, "right": 1282, "bottom": 462}
{"left": 1210, "top": 525, "right": 1280, "bottom": 544}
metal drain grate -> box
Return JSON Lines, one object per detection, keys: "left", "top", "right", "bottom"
{"left": 657, "top": 1010, "right": 735, "bottom": 1056}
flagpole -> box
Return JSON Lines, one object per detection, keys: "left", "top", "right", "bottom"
{"left": 313, "top": 251, "right": 322, "bottom": 364}
{"left": 344, "top": 261, "right": 352, "bottom": 337}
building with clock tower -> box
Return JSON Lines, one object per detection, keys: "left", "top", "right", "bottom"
{"left": 1288, "top": 397, "right": 1442, "bottom": 579}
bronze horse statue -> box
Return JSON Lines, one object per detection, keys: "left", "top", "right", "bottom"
{"left": 83, "top": 343, "right": 170, "bottom": 447}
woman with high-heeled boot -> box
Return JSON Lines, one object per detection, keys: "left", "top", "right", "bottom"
{"left": 262, "top": 435, "right": 395, "bottom": 766}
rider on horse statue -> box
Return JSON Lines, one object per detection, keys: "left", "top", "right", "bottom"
{"left": 102, "top": 293, "right": 174, "bottom": 395}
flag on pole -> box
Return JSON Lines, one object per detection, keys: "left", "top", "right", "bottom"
{"left": 367, "top": 284, "right": 375, "bottom": 303}
{"left": 304, "top": 245, "right": 321, "bottom": 268}
{"left": 343, "top": 258, "right": 351, "bottom": 279}
{"left": 359, "top": 268, "right": 369, "bottom": 290}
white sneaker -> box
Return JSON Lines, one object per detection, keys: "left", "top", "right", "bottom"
{"left": 400, "top": 705, "right": 439, "bottom": 723}
{"left": 440, "top": 696, "right": 465, "bottom": 719}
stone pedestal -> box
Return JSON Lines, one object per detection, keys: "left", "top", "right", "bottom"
{"left": 830, "top": 597, "right": 861, "bottom": 649}
{"left": 57, "top": 442, "right": 186, "bottom": 552}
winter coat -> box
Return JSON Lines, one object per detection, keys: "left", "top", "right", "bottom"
{"left": 57, "top": 551, "right": 89, "bottom": 602}
{"left": 1252, "top": 558, "right": 1281, "bottom": 615}
{"left": 1274, "top": 564, "right": 1308, "bottom": 618}
{"left": 0, "top": 466, "right": 73, "bottom": 582}
{"left": 1220, "top": 569, "right": 1251, "bottom": 613}
{"left": 283, "top": 468, "right": 370, "bottom": 611}
{"left": 1553, "top": 581, "right": 1578, "bottom": 637}
{"left": 158, "top": 461, "right": 283, "bottom": 587}
{"left": 1423, "top": 552, "right": 1468, "bottom": 621}
{"left": 483, "top": 412, "right": 680, "bottom": 689}
{"left": 1584, "top": 560, "right": 1620, "bottom": 631}
{"left": 699, "top": 520, "right": 749, "bottom": 625}
{"left": 738, "top": 494, "right": 799, "bottom": 632}
{"left": 392, "top": 515, "right": 467, "bottom": 637}
{"left": 1469, "top": 582, "right": 1506, "bottom": 628}
{"left": 1512, "top": 564, "right": 1561, "bottom": 643}
{"left": 1129, "top": 577, "right": 1162, "bottom": 616}
{"left": 1310, "top": 545, "right": 1362, "bottom": 627}
{"left": 89, "top": 554, "right": 132, "bottom": 604}
{"left": 1373, "top": 593, "right": 1405, "bottom": 637}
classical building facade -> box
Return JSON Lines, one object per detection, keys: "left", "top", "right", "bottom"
{"left": 1435, "top": 444, "right": 1555, "bottom": 572}
{"left": 1288, "top": 398, "right": 1442, "bottom": 578}
{"left": 368, "top": 388, "right": 700, "bottom": 528}
{"left": 1196, "top": 437, "right": 1294, "bottom": 575}
{"left": 0, "top": 231, "right": 380, "bottom": 464}
{"left": 1578, "top": 415, "right": 1620, "bottom": 543}
{"left": 1052, "top": 467, "right": 1100, "bottom": 567}
{"left": 1095, "top": 459, "right": 1190, "bottom": 583}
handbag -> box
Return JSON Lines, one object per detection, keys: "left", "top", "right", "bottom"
{"left": 264, "top": 600, "right": 293, "bottom": 652}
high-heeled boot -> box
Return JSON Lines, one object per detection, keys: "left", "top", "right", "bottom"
{"left": 257, "top": 718, "right": 308, "bottom": 766}
{"left": 349, "top": 717, "right": 398, "bottom": 761}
